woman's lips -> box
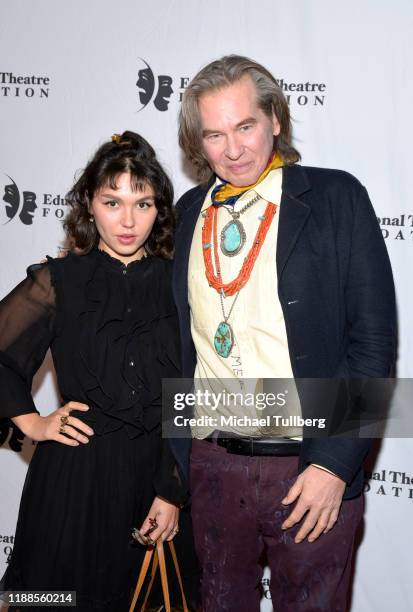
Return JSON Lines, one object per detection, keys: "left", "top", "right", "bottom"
{"left": 117, "top": 235, "right": 137, "bottom": 245}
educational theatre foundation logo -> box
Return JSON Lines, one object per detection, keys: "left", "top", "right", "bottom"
{"left": 275, "top": 78, "right": 327, "bottom": 107}
{"left": 135, "top": 58, "right": 191, "bottom": 112}
{"left": 1, "top": 175, "right": 37, "bottom": 225}
{"left": 1, "top": 174, "right": 68, "bottom": 226}
{"left": 364, "top": 468, "right": 413, "bottom": 500}
{"left": 0, "top": 534, "right": 14, "bottom": 566}
{"left": 136, "top": 58, "right": 174, "bottom": 112}
{"left": 134, "top": 60, "right": 327, "bottom": 111}
{"left": 0, "top": 71, "right": 50, "bottom": 99}
{"left": 377, "top": 213, "right": 413, "bottom": 241}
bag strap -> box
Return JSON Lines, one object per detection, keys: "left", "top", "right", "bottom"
{"left": 129, "top": 539, "right": 190, "bottom": 612}
{"left": 141, "top": 546, "right": 160, "bottom": 611}
{"left": 129, "top": 546, "right": 155, "bottom": 612}
{"left": 157, "top": 539, "right": 171, "bottom": 611}
{"left": 168, "top": 541, "right": 189, "bottom": 612}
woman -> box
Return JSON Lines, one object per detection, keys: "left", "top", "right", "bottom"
{"left": 0, "top": 131, "right": 189, "bottom": 610}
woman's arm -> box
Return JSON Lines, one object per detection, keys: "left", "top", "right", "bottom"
{"left": 132, "top": 437, "right": 187, "bottom": 544}
{"left": 0, "top": 263, "right": 93, "bottom": 445}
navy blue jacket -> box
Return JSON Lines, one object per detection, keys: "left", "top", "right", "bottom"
{"left": 170, "top": 164, "right": 396, "bottom": 499}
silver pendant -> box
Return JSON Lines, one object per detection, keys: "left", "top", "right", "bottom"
{"left": 213, "top": 321, "right": 234, "bottom": 358}
{"left": 220, "top": 219, "right": 246, "bottom": 257}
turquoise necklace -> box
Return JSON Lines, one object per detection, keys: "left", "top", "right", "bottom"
{"left": 220, "top": 193, "right": 261, "bottom": 257}
{"left": 214, "top": 288, "right": 241, "bottom": 358}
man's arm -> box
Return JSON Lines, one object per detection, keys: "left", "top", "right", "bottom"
{"left": 282, "top": 178, "right": 396, "bottom": 542}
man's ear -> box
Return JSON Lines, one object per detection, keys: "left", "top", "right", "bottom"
{"left": 272, "top": 112, "right": 281, "bottom": 137}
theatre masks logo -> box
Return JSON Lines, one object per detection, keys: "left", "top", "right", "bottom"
{"left": 136, "top": 59, "right": 174, "bottom": 112}
{"left": 1, "top": 174, "right": 69, "bottom": 226}
{"left": 1, "top": 175, "right": 37, "bottom": 226}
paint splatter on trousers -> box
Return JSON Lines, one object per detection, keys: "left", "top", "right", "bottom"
{"left": 190, "top": 439, "right": 363, "bottom": 612}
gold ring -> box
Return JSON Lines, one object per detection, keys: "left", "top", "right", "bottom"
{"left": 60, "top": 415, "right": 69, "bottom": 427}
{"left": 59, "top": 426, "right": 66, "bottom": 435}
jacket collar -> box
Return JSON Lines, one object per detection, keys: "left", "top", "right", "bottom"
{"left": 281, "top": 164, "right": 311, "bottom": 198}
{"left": 173, "top": 164, "right": 313, "bottom": 300}
{"left": 277, "top": 165, "right": 312, "bottom": 279}
{"left": 179, "top": 164, "right": 311, "bottom": 208}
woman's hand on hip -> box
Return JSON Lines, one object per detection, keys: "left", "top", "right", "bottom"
{"left": 11, "top": 401, "right": 94, "bottom": 446}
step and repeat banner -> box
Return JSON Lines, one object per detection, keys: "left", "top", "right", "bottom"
{"left": 0, "top": 1, "right": 412, "bottom": 610}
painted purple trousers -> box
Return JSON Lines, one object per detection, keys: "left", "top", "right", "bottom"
{"left": 190, "top": 439, "right": 363, "bottom": 612}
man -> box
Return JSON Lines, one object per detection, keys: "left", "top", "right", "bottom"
{"left": 170, "top": 55, "right": 396, "bottom": 611}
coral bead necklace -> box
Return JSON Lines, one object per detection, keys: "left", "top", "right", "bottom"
{"left": 202, "top": 201, "right": 278, "bottom": 357}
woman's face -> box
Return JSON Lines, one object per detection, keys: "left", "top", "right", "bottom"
{"left": 91, "top": 172, "right": 158, "bottom": 264}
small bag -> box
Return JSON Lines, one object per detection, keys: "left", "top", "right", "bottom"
{"left": 129, "top": 539, "right": 189, "bottom": 612}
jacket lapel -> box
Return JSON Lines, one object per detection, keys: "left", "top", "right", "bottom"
{"left": 173, "top": 183, "right": 210, "bottom": 309}
{"left": 174, "top": 165, "right": 312, "bottom": 305}
{"left": 277, "top": 165, "right": 312, "bottom": 280}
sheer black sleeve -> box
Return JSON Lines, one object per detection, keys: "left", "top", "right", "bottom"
{"left": 153, "top": 437, "right": 189, "bottom": 507}
{"left": 0, "top": 263, "right": 56, "bottom": 419}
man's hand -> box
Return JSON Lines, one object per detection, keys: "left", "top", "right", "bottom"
{"left": 281, "top": 464, "right": 346, "bottom": 543}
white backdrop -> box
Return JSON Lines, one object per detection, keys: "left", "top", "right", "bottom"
{"left": 0, "top": 1, "right": 412, "bottom": 610}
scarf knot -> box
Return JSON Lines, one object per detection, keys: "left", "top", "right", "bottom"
{"left": 211, "top": 153, "right": 284, "bottom": 207}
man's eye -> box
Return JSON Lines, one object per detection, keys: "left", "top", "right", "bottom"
{"left": 239, "top": 124, "right": 252, "bottom": 132}
{"left": 207, "top": 133, "right": 221, "bottom": 141}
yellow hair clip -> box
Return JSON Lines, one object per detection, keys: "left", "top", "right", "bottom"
{"left": 111, "top": 133, "right": 122, "bottom": 144}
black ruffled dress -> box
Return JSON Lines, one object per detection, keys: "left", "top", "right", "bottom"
{"left": 0, "top": 250, "right": 188, "bottom": 610}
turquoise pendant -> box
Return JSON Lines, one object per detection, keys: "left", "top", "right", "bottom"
{"left": 214, "top": 322, "right": 234, "bottom": 358}
{"left": 220, "top": 219, "right": 246, "bottom": 256}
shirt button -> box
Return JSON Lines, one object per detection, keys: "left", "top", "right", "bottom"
{"left": 131, "top": 390, "right": 136, "bottom": 396}
{"left": 127, "top": 307, "right": 132, "bottom": 313}
{"left": 122, "top": 269, "right": 127, "bottom": 275}
{"left": 129, "top": 360, "right": 135, "bottom": 367}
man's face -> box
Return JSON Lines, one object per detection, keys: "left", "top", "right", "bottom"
{"left": 198, "top": 76, "right": 280, "bottom": 187}
{"left": 199, "top": 76, "right": 280, "bottom": 187}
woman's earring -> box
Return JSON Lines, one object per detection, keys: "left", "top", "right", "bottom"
{"left": 89, "top": 215, "right": 94, "bottom": 223}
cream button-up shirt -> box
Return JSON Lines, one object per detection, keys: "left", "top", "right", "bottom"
{"left": 188, "top": 168, "right": 302, "bottom": 439}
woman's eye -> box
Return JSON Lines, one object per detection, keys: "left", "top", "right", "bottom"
{"left": 137, "top": 201, "right": 153, "bottom": 209}
{"left": 103, "top": 200, "right": 119, "bottom": 208}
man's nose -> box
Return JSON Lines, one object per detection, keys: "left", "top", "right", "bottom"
{"left": 224, "top": 134, "right": 243, "bottom": 160}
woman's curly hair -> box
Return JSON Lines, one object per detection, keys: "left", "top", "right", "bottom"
{"left": 64, "top": 131, "right": 175, "bottom": 259}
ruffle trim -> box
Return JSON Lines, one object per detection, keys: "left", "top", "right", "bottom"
{"left": 50, "top": 252, "right": 180, "bottom": 438}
